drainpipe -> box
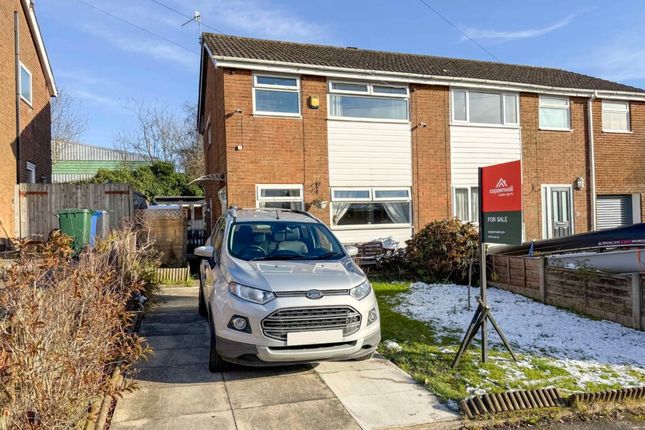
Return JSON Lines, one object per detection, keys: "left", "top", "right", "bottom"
{"left": 587, "top": 91, "right": 598, "bottom": 230}
{"left": 14, "top": 11, "right": 21, "bottom": 184}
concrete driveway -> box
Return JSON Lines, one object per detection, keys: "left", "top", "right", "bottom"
{"left": 111, "top": 287, "right": 458, "bottom": 430}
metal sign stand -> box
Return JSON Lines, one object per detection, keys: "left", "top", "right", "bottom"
{"left": 452, "top": 168, "right": 518, "bottom": 368}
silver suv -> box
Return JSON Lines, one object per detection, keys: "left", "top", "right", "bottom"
{"left": 195, "top": 208, "right": 381, "bottom": 371}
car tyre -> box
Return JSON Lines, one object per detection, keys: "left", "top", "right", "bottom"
{"left": 208, "top": 317, "right": 225, "bottom": 372}
{"left": 198, "top": 276, "right": 208, "bottom": 318}
{"left": 353, "top": 352, "right": 374, "bottom": 361}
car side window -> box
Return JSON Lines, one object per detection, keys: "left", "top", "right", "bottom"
{"left": 213, "top": 222, "right": 225, "bottom": 252}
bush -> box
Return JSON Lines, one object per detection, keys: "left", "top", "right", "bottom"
{"left": 403, "top": 219, "right": 479, "bottom": 284}
{"left": 0, "top": 225, "right": 159, "bottom": 429}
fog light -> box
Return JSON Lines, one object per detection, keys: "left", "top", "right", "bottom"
{"left": 368, "top": 308, "right": 378, "bottom": 325}
{"left": 228, "top": 315, "right": 251, "bottom": 333}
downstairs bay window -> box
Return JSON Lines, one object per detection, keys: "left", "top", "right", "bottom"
{"left": 331, "top": 188, "right": 411, "bottom": 227}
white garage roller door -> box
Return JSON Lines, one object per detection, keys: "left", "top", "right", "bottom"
{"left": 597, "top": 195, "right": 633, "bottom": 230}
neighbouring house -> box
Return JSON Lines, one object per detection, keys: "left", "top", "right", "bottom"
{"left": 196, "top": 34, "right": 645, "bottom": 245}
{"left": 0, "top": 0, "right": 57, "bottom": 248}
{"left": 51, "top": 141, "right": 151, "bottom": 183}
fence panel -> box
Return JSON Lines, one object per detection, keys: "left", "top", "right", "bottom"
{"left": 16, "top": 183, "right": 135, "bottom": 239}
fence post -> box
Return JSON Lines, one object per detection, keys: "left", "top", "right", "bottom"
{"left": 632, "top": 273, "right": 642, "bottom": 330}
{"left": 539, "top": 257, "right": 546, "bottom": 303}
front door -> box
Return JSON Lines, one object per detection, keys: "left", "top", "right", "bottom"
{"left": 542, "top": 185, "right": 573, "bottom": 239}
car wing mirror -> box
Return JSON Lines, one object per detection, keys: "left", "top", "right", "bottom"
{"left": 195, "top": 245, "right": 215, "bottom": 259}
{"left": 345, "top": 245, "right": 359, "bottom": 257}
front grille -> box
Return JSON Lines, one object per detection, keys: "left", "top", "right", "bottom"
{"left": 261, "top": 306, "right": 362, "bottom": 341}
{"left": 274, "top": 289, "right": 349, "bottom": 298}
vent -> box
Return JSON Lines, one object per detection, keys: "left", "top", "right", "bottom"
{"left": 460, "top": 388, "right": 564, "bottom": 419}
{"left": 261, "top": 306, "right": 361, "bottom": 341}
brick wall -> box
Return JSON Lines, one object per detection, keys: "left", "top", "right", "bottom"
{"left": 593, "top": 99, "right": 645, "bottom": 222}
{"left": 520, "top": 93, "right": 591, "bottom": 240}
{"left": 203, "top": 66, "right": 330, "bottom": 225}
{"left": 0, "top": 0, "right": 52, "bottom": 240}
{"left": 410, "top": 84, "right": 451, "bottom": 231}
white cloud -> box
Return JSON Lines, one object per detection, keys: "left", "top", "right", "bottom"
{"left": 463, "top": 14, "right": 576, "bottom": 43}
{"left": 80, "top": 23, "right": 197, "bottom": 69}
{"left": 195, "top": 0, "right": 331, "bottom": 42}
{"left": 75, "top": 89, "right": 122, "bottom": 110}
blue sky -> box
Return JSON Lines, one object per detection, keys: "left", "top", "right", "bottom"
{"left": 38, "top": 0, "right": 645, "bottom": 148}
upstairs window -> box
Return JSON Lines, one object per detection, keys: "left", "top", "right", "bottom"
{"left": 329, "top": 81, "right": 408, "bottom": 121}
{"left": 26, "top": 162, "right": 36, "bottom": 184}
{"left": 256, "top": 184, "right": 303, "bottom": 210}
{"left": 331, "top": 188, "right": 411, "bottom": 226}
{"left": 253, "top": 74, "right": 300, "bottom": 116}
{"left": 452, "top": 89, "right": 518, "bottom": 126}
{"left": 20, "top": 63, "right": 32, "bottom": 105}
{"left": 602, "top": 101, "right": 630, "bottom": 132}
{"left": 539, "top": 96, "right": 570, "bottom": 130}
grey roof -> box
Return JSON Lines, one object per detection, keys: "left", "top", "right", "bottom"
{"left": 203, "top": 33, "right": 644, "bottom": 94}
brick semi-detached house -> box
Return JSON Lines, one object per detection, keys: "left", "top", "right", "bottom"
{"left": 197, "top": 34, "right": 645, "bottom": 245}
{"left": 0, "top": 0, "right": 57, "bottom": 247}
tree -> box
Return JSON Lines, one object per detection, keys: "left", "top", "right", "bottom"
{"left": 51, "top": 89, "right": 88, "bottom": 162}
{"left": 86, "top": 161, "right": 203, "bottom": 201}
{"left": 176, "top": 104, "right": 204, "bottom": 181}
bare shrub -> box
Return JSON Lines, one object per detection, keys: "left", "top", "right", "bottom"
{"left": 0, "top": 225, "right": 159, "bottom": 429}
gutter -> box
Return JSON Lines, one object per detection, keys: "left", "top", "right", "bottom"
{"left": 213, "top": 56, "right": 645, "bottom": 101}
{"left": 588, "top": 91, "right": 598, "bottom": 230}
{"left": 14, "top": 11, "right": 21, "bottom": 184}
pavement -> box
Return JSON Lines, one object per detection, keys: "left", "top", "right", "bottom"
{"left": 111, "top": 286, "right": 459, "bottom": 430}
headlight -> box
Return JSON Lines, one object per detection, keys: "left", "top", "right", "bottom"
{"left": 228, "top": 282, "right": 275, "bottom": 304}
{"left": 350, "top": 280, "right": 372, "bottom": 300}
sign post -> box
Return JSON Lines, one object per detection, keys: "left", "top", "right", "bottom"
{"left": 452, "top": 160, "right": 522, "bottom": 368}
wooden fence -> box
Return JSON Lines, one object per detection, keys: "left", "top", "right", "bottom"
{"left": 135, "top": 208, "right": 187, "bottom": 266}
{"left": 15, "top": 183, "right": 135, "bottom": 239}
{"left": 488, "top": 255, "right": 644, "bottom": 331}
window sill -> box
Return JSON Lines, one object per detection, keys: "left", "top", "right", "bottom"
{"left": 602, "top": 129, "right": 632, "bottom": 134}
{"left": 327, "top": 116, "right": 410, "bottom": 125}
{"left": 252, "top": 112, "right": 302, "bottom": 119}
{"left": 450, "top": 122, "right": 519, "bottom": 129}
{"left": 331, "top": 224, "right": 412, "bottom": 231}
{"left": 20, "top": 96, "right": 33, "bottom": 108}
{"left": 539, "top": 127, "right": 572, "bottom": 132}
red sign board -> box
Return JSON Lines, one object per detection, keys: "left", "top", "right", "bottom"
{"left": 480, "top": 160, "right": 522, "bottom": 245}
{"left": 481, "top": 160, "right": 522, "bottom": 212}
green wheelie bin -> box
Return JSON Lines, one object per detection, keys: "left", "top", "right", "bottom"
{"left": 56, "top": 209, "right": 94, "bottom": 252}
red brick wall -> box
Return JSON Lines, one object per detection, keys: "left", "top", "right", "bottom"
{"left": 520, "top": 94, "right": 591, "bottom": 240}
{"left": 0, "top": 0, "right": 52, "bottom": 240}
{"left": 203, "top": 67, "right": 330, "bottom": 225}
{"left": 410, "top": 84, "right": 451, "bottom": 231}
{"left": 593, "top": 99, "right": 645, "bottom": 221}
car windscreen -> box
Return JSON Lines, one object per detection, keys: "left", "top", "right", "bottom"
{"left": 228, "top": 221, "right": 345, "bottom": 261}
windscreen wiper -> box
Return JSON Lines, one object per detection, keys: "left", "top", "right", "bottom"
{"left": 315, "top": 252, "right": 343, "bottom": 260}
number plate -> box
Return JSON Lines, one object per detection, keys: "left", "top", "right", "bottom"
{"left": 286, "top": 330, "right": 343, "bottom": 346}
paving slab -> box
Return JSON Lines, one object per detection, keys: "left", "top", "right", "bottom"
{"left": 134, "top": 365, "right": 223, "bottom": 388}
{"left": 232, "top": 398, "right": 360, "bottom": 430}
{"left": 225, "top": 372, "right": 335, "bottom": 409}
{"left": 139, "top": 346, "right": 209, "bottom": 368}
{"left": 139, "top": 321, "right": 209, "bottom": 337}
{"left": 112, "top": 383, "right": 230, "bottom": 423}
{"left": 143, "top": 333, "right": 210, "bottom": 350}
{"left": 110, "top": 410, "right": 236, "bottom": 430}
{"left": 316, "top": 358, "right": 458, "bottom": 429}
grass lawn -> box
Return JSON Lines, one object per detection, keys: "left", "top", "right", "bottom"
{"left": 372, "top": 281, "right": 645, "bottom": 405}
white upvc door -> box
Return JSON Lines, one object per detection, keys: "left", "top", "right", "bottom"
{"left": 542, "top": 185, "right": 574, "bottom": 239}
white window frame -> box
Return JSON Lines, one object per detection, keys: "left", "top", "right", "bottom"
{"left": 19, "top": 62, "right": 33, "bottom": 106}
{"left": 330, "top": 187, "right": 412, "bottom": 229}
{"left": 252, "top": 73, "right": 301, "bottom": 117}
{"left": 601, "top": 100, "right": 630, "bottom": 133}
{"left": 205, "top": 115, "right": 212, "bottom": 146}
{"left": 450, "top": 88, "right": 519, "bottom": 127}
{"left": 256, "top": 184, "right": 304, "bottom": 209}
{"left": 328, "top": 80, "right": 409, "bottom": 122}
{"left": 26, "top": 161, "right": 36, "bottom": 184}
{"left": 539, "top": 96, "right": 571, "bottom": 131}
{"left": 452, "top": 186, "right": 479, "bottom": 224}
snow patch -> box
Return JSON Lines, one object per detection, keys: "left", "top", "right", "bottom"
{"left": 382, "top": 339, "right": 403, "bottom": 352}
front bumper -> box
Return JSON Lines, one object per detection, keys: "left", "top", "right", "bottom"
{"left": 210, "top": 290, "right": 381, "bottom": 365}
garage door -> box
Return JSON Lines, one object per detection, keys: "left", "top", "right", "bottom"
{"left": 597, "top": 195, "right": 633, "bottom": 230}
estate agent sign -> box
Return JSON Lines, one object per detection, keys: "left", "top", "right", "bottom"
{"left": 480, "top": 160, "right": 522, "bottom": 245}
